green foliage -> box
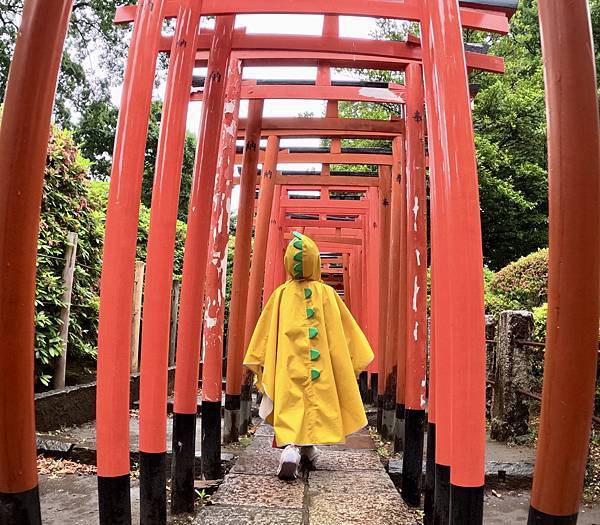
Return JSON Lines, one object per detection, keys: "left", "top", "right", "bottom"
{"left": 140, "top": 101, "right": 197, "bottom": 222}
{"left": 486, "top": 248, "right": 548, "bottom": 315}
{"left": 75, "top": 100, "right": 197, "bottom": 221}
{"left": 35, "top": 127, "right": 104, "bottom": 386}
{"left": 532, "top": 303, "right": 547, "bottom": 342}
{"left": 0, "top": 0, "right": 136, "bottom": 127}
{"left": 334, "top": 0, "right": 562, "bottom": 269}
{"left": 34, "top": 127, "right": 187, "bottom": 388}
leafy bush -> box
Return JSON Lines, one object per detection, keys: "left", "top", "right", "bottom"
{"left": 36, "top": 127, "right": 104, "bottom": 386}
{"left": 34, "top": 128, "right": 188, "bottom": 388}
{"left": 486, "top": 248, "right": 548, "bottom": 315}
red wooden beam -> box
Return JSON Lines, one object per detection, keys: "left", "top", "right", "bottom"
{"left": 238, "top": 116, "right": 405, "bottom": 135}
{"left": 234, "top": 151, "right": 393, "bottom": 165}
{"left": 115, "top": 1, "right": 510, "bottom": 34}
{"left": 171, "top": 34, "right": 505, "bottom": 74}
{"left": 276, "top": 174, "right": 380, "bottom": 187}
{"left": 192, "top": 82, "right": 405, "bottom": 104}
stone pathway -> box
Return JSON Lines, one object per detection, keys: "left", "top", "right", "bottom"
{"left": 195, "top": 424, "right": 422, "bottom": 525}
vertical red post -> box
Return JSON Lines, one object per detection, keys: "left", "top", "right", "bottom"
{"left": 95, "top": 1, "right": 165, "bottom": 522}
{"left": 366, "top": 188, "right": 380, "bottom": 391}
{"left": 529, "top": 2, "right": 600, "bottom": 522}
{"left": 171, "top": 15, "right": 235, "bottom": 514}
{"left": 376, "top": 165, "right": 392, "bottom": 432}
{"left": 383, "top": 137, "right": 403, "bottom": 441}
{"left": 243, "top": 136, "right": 281, "bottom": 352}
{"left": 0, "top": 2, "right": 73, "bottom": 523}
{"left": 317, "top": 15, "right": 339, "bottom": 178}
{"left": 237, "top": 134, "right": 281, "bottom": 433}
{"left": 420, "top": 12, "right": 446, "bottom": 523}
{"left": 225, "top": 98, "right": 264, "bottom": 435}
{"left": 402, "top": 63, "right": 428, "bottom": 508}
{"left": 137, "top": 3, "right": 201, "bottom": 522}
{"left": 395, "top": 135, "right": 408, "bottom": 453}
{"left": 262, "top": 184, "right": 283, "bottom": 302}
{"left": 343, "top": 253, "right": 351, "bottom": 309}
{"left": 424, "top": 1, "right": 487, "bottom": 522}
{"left": 200, "top": 57, "right": 243, "bottom": 479}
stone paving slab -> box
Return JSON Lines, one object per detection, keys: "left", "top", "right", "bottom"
{"left": 211, "top": 474, "right": 305, "bottom": 509}
{"left": 194, "top": 424, "right": 418, "bottom": 524}
{"left": 254, "top": 424, "right": 275, "bottom": 437}
{"left": 314, "top": 449, "right": 383, "bottom": 471}
{"left": 246, "top": 435, "right": 274, "bottom": 452}
{"left": 307, "top": 470, "right": 421, "bottom": 525}
{"left": 195, "top": 506, "right": 304, "bottom": 524}
{"left": 230, "top": 447, "right": 281, "bottom": 475}
{"left": 308, "top": 469, "right": 398, "bottom": 496}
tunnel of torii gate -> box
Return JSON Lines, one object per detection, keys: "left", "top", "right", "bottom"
{"left": 0, "top": 0, "right": 599, "bottom": 524}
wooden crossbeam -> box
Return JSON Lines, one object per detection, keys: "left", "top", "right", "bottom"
{"left": 192, "top": 82, "right": 405, "bottom": 104}
{"left": 115, "top": 1, "right": 510, "bottom": 34}
{"left": 234, "top": 151, "right": 393, "bottom": 165}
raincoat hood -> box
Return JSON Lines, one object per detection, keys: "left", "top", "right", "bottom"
{"left": 284, "top": 231, "right": 321, "bottom": 281}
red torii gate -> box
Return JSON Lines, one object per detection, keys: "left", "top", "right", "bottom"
{"left": 1, "top": 2, "right": 599, "bottom": 525}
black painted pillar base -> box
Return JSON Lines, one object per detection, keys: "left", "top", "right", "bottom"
{"left": 98, "top": 474, "right": 132, "bottom": 525}
{"left": 369, "top": 373, "right": 378, "bottom": 405}
{"left": 382, "top": 393, "right": 396, "bottom": 441}
{"left": 433, "top": 463, "right": 450, "bottom": 525}
{"left": 201, "top": 400, "right": 222, "bottom": 480}
{"left": 527, "top": 507, "right": 578, "bottom": 524}
{"left": 393, "top": 403, "right": 406, "bottom": 452}
{"left": 0, "top": 486, "right": 42, "bottom": 525}
{"left": 402, "top": 408, "right": 425, "bottom": 507}
{"left": 239, "top": 384, "right": 251, "bottom": 435}
{"left": 449, "top": 484, "right": 483, "bottom": 525}
{"left": 376, "top": 395, "right": 384, "bottom": 433}
{"left": 170, "top": 412, "right": 197, "bottom": 514}
{"left": 223, "top": 394, "right": 240, "bottom": 444}
{"left": 359, "top": 371, "right": 368, "bottom": 402}
{"left": 424, "top": 422, "right": 436, "bottom": 525}
{"left": 140, "top": 452, "right": 166, "bottom": 525}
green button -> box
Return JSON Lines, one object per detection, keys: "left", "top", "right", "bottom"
{"left": 293, "top": 251, "right": 303, "bottom": 262}
{"left": 306, "top": 307, "right": 315, "bottom": 319}
{"left": 293, "top": 231, "right": 303, "bottom": 240}
{"left": 304, "top": 288, "right": 312, "bottom": 299}
{"left": 308, "top": 327, "right": 318, "bottom": 339}
{"left": 311, "top": 368, "right": 321, "bottom": 380}
{"left": 310, "top": 348, "right": 320, "bottom": 361}
{"left": 293, "top": 240, "right": 303, "bottom": 250}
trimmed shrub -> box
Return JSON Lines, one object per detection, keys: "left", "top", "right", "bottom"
{"left": 486, "top": 248, "right": 548, "bottom": 315}
{"left": 36, "top": 127, "right": 104, "bottom": 387}
{"left": 34, "top": 128, "right": 188, "bottom": 388}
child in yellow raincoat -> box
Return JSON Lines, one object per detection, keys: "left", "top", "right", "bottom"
{"left": 244, "top": 232, "right": 374, "bottom": 479}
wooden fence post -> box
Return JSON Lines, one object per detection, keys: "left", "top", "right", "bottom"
{"left": 491, "top": 310, "right": 533, "bottom": 441}
{"left": 130, "top": 261, "right": 146, "bottom": 373}
{"left": 53, "top": 231, "right": 78, "bottom": 389}
{"left": 168, "top": 279, "right": 181, "bottom": 367}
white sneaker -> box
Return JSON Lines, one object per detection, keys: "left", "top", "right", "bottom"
{"left": 300, "top": 445, "right": 320, "bottom": 468}
{"left": 277, "top": 444, "right": 301, "bottom": 480}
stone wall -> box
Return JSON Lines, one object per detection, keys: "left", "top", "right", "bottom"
{"left": 35, "top": 367, "right": 176, "bottom": 431}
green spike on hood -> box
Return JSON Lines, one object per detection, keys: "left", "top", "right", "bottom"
{"left": 284, "top": 233, "right": 321, "bottom": 281}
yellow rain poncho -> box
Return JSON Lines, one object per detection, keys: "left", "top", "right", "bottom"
{"left": 244, "top": 232, "right": 374, "bottom": 446}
